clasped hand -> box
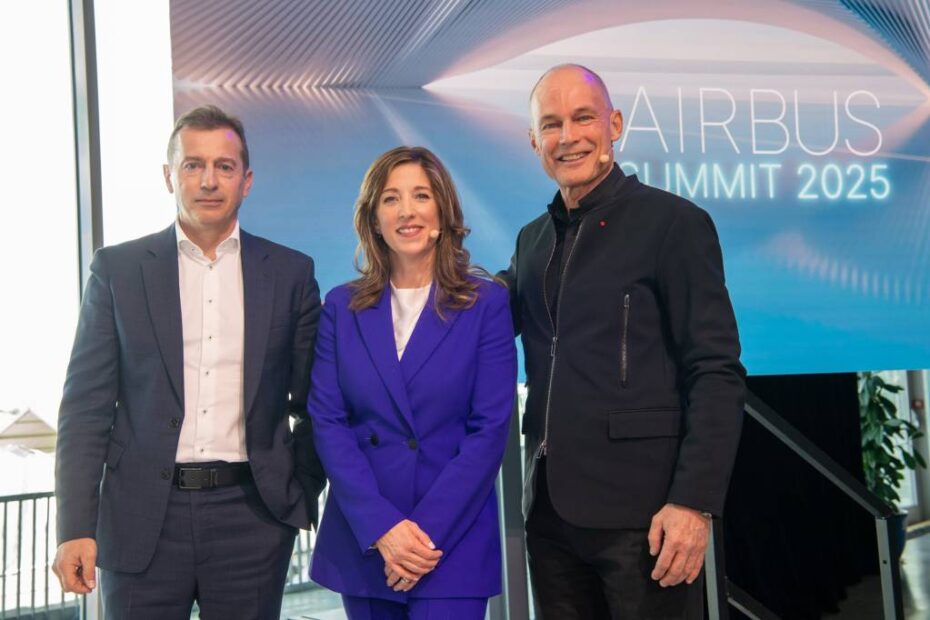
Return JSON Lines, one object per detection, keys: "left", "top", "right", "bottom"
{"left": 375, "top": 519, "right": 442, "bottom": 592}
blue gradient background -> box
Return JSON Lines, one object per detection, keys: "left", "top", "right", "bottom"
{"left": 174, "top": 20, "right": 930, "bottom": 376}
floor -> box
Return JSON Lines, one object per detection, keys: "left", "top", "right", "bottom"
{"left": 281, "top": 587, "right": 345, "bottom": 620}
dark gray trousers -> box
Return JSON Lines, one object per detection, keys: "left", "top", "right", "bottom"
{"left": 100, "top": 475, "right": 296, "bottom": 620}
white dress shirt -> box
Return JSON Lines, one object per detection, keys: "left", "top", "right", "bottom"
{"left": 174, "top": 221, "right": 247, "bottom": 463}
{"left": 390, "top": 282, "right": 431, "bottom": 360}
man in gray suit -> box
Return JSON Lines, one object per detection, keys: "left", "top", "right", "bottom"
{"left": 52, "top": 105, "right": 325, "bottom": 619}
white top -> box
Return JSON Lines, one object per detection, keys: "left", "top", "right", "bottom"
{"left": 174, "top": 221, "right": 247, "bottom": 463}
{"left": 391, "top": 282, "right": 431, "bottom": 360}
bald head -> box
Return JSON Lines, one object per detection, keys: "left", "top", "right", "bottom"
{"left": 529, "top": 64, "right": 614, "bottom": 114}
{"left": 526, "top": 63, "right": 624, "bottom": 209}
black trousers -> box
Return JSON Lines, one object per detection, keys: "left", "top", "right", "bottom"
{"left": 100, "top": 474, "right": 297, "bottom": 620}
{"left": 526, "top": 462, "right": 704, "bottom": 620}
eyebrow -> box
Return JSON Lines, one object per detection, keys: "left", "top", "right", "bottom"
{"left": 181, "top": 156, "right": 238, "bottom": 165}
{"left": 539, "top": 106, "right": 600, "bottom": 121}
{"left": 381, "top": 185, "right": 432, "bottom": 193}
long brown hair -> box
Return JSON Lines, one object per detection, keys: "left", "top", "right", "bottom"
{"left": 349, "top": 146, "right": 488, "bottom": 315}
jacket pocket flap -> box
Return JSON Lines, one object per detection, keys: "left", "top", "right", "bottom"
{"left": 105, "top": 438, "right": 125, "bottom": 469}
{"left": 608, "top": 408, "right": 681, "bottom": 439}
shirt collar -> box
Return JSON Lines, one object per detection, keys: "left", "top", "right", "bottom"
{"left": 175, "top": 221, "right": 241, "bottom": 259}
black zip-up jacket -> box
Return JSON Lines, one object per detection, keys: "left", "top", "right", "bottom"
{"left": 502, "top": 166, "right": 745, "bottom": 528}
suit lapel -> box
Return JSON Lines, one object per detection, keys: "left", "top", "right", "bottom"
{"left": 399, "top": 281, "right": 459, "bottom": 385}
{"left": 141, "top": 225, "right": 184, "bottom": 408}
{"left": 355, "top": 286, "right": 416, "bottom": 430}
{"left": 241, "top": 231, "right": 273, "bottom": 419}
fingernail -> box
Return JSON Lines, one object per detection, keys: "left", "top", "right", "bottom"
{"left": 428, "top": 541, "right": 435, "bottom": 550}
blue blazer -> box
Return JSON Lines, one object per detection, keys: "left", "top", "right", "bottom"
{"left": 308, "top": 279, "right": 516, "bottom": 600}
{"left": 55, "top": 225, "right": 326, "bottom": 573}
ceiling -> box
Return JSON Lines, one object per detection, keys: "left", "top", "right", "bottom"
{"left": 169, "top": 0, "right": 930, "bottom": 91}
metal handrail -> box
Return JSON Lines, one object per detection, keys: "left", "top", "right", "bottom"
{"left": 705, "top": 390, "right": 904, "bottom": 620}
{"left": 0, "top": 491, "right": 79, "bottom": 619}
{"left": 0, "top": 490, "right": 322, "bottom": 617}
{"left": 745, "top": 392, "right": 893, "bottom": 518}
{"left": 0, "top": 493, "right": 55, "bottom": 504}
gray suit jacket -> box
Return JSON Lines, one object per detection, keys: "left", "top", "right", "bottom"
{"left": 55, "top": 224, "right": 325, "bottom": 572}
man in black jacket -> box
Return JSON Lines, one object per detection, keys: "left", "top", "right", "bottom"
{"left": 502, "top": 65, "right": 745, "bottom": 618}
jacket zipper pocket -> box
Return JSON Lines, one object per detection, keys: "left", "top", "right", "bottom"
{"left": 621, "top": 293, "right": 630, "bottom": 387}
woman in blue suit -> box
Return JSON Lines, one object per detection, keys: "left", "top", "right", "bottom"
{"left": 307, "top": 146, "right": 517, "bottom": 619}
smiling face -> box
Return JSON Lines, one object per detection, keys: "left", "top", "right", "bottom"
{"left": 529, "top": 66, "right": 623, "bottom": 206}
{"left": 163, "top": 127, "right": 253, "bottom": 238}
{"left": 375, "top": 162, "right": 441, "bottom": 273}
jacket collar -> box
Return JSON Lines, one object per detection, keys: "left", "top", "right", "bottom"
{"left": 141, "top": 225, "right": 184, "bottom": 407}
{"left": 240, "top": 230, "right": 273, "bottom": 419}
{"left": 547, "top": 164, "right": 631, "bottom": 224}
{"left": 140, "top": 224, "right": 271, "bottom": 417}
{"left": 398, "top": 281, "right": 460, "bottom": 385}
{"left": 355, "top": 282, "right": 459, "bottom": 431}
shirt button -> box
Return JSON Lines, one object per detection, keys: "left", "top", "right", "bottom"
{"left": 202, "top": 409, "right": 208, "bottom": 415}
{"left": 369, "top": 434, "right": 380, "bottom": 446}
{"left": 169, "top": 417, "right": 180, "bottom": 428}
{"left": 205, "top": 370, "right": 210, "bottom": 376}
{"left": 199, "top": 448, "right": 205, "bottom": 454}
{"left": 208, "top": 335, "right": 213, "bottom": 341}
{"left": 208, "top": 299, "right": 213, "bottom": 304}
{"left": 160, "top": 468, "right": 171, "bottom": 480}
{"left": 406, "top": 438, "right": 418, "bottom": 450}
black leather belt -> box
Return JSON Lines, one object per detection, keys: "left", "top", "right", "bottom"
{"left": 173, "top": 462, "right": 251, "bottom": 490}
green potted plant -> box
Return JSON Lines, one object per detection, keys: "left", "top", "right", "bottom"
{"left": 859, "top": 372, "right": 927, "bottom": 558}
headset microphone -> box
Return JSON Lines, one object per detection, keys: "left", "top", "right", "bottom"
{"left": 429, "top": 229, "right": 440, "bottom": 239}
{"left": 598, "top": 153, "right": 610, "bottom": 164}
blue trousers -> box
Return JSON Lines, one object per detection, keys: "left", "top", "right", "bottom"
{"left": 342, "top": 594, "right": 488, "bottom": 619}
{"left": 100, "top": 477, "right": 296, "bottom": 619}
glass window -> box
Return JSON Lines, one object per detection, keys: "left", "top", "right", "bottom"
{"left": 0, "top": 3, "right": 79, "bottom": 464}
{"left": 0, "top": 3, "right": 80, "bottom": 614}
{"left": 94, "top": 0, "right": 175, "bottom": 244}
